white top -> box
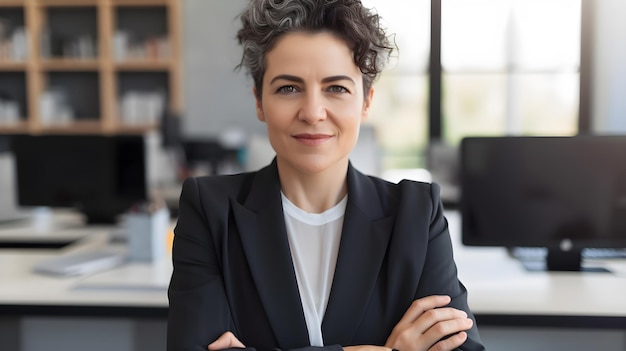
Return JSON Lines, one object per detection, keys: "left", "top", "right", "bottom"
{"left": 281, "top": 193, "right": 347, "bottom": 347}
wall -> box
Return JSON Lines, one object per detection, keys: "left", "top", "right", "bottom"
{"left": 593, "top": 0, "right": 626, "bottom": 133}
{"left": 181, "top": 0, "right": 264, "bottom": 140}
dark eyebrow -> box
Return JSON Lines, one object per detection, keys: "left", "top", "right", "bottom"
{"left": 270, "top": 75, "right": 304, "bottom": 85}
{"left": 269, "top": 74, "right": 356, "bottom": 85}
{"left": 321, "top": 75, "right": 356, "bottom": 85}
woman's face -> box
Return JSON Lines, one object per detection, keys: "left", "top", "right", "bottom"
{"left": 255, "top": 31, "right": 373, "bottom": 176}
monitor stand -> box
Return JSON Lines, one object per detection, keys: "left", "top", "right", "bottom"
{"left": 519, "top": 248, "right": 610, "bottom": 273}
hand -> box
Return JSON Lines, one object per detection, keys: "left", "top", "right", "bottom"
{"left": 385, "top": 295, "right": 473, "bottom": 351}
{"left": 208, "top": 331, "right": 246, "bottom": 350}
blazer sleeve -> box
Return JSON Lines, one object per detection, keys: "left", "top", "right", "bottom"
{"left": 168, "top": 177, "right": 235, "bottom": 351}
{"left": 415, "top": 183, "right": 485, "bottom": 351}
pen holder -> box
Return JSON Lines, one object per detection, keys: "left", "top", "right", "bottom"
{"left": 126, "top": 206, "right": 170, "bottom": 262}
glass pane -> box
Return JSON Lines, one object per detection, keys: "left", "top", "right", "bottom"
{"left": 442, "top": 0, "right": 581, "bottom": 144}
{"left": 442, "top": 0, "right": 511, "bottom": 71}
{"left": 511, "top": 0, "right": 581, "bottom": 70}
{"left": 366, "top": 74, "right": 428, "bottom": 169}
{"left": 517, "top": 73, "right": 579, "bottom": 135}
{"left": 442, "top": 74, "right": 508, "bottom": 145}
{"left": 361, "top": 0, "right": 431, "bottom": 170}
{"left": 362, "top": 0, "right": 430, "bottom": 73}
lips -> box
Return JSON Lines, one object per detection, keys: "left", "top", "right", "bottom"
{"left": 293, "top": 133, "right": 333, "bottom": 146}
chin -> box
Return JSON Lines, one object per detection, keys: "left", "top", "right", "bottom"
{"left": 281, "top": 155, "right": 348, "bottom": 175}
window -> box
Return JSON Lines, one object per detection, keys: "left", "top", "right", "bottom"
{"left": 351, "top": 1, "right": 581, "bottom": 171}
{"left": 441, "top": 0, "right": 581, "bottom": 145}
{"left": 361, "top": 0, "right": 431, "bottom": 169}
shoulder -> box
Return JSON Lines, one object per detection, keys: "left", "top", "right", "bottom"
{"left": 347, "top": 165, "right": 442, "bottom": 220}
{"left": 187, "top": 172, "right": 253, "bottom": 195}
{"left": 179, "top": 171, "right": 256, "bottom": 210}
{"left": 366, "top": 175, "right": 441, "bottom": 210}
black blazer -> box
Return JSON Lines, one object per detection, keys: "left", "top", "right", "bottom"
{"left": 167, "top": 160, "right": 485, "bottom": 351}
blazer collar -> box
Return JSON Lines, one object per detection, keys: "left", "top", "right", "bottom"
{"left": 232, "top": 160, "right": 394, "bottom": 346}
{"left": 322, "top": 163, "right": 394, "bottom": 344}
{"left": 231, "top": 160, "right": 309, "bottom": 348}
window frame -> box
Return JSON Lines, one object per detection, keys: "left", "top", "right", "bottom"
{"left": 427, "top": 0, "right": 591, "bottom": 143}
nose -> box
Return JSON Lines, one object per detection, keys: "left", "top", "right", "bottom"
{"left": 298, "top": 91, "right": 327, "bottom": 124}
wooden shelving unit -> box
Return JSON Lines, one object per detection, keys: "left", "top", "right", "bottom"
{"left": 0, "top": 0, "right": 181, "bottom": 135}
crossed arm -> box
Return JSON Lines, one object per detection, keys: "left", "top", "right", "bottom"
{"left": 207, "top": 295, "right": 473, "bottom": 351}
{"left": 168, "top": 178, "right": 481, "bottom": 351}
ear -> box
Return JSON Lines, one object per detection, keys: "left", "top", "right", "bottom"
{"left": 254, "top": 87, "right": 265, "bottom": 122}
{"left": 361, "top": 87, "right": 374, "bottom": 123}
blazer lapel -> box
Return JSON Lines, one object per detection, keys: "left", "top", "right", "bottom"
{"left": 322, "top": 165, "right": 395, "bottom": 344}
{"left": 231, "top": 161, "right": 309, "bottom": 347}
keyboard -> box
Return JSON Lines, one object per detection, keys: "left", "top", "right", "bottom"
{"left": 583, "top": 248, "right": 626, "bottom": 259}
{"left": 511, "top": 247, "right": 626, "bottom": 260}
{"left": 33, "top": 248, "right": 126, "bottom": 276}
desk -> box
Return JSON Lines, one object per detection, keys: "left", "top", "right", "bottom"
{"left": 445, "top": 211, "right": 626, "bottom": 326}
{"left": 1, "top": 211, "right": 626, "bottom": 351}
{"left": 446, "top": 211, "right": 626, "bottom": 350}
{"left": 0, "top": 212, "right": 170, "bottom": 351}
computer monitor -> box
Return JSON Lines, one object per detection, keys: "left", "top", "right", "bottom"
{"left": 460, "top": 135, "right": 626, "bottom": 272}
{"left": 9, "top": 134, "right": 147, "bottom": 224}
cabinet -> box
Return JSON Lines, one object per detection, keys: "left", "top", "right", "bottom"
{"left": 0, "top": 0, "right": 181, "bottom": 134}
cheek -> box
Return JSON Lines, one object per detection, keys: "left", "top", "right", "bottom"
{"left": 331, "top": 100, "right": 367, "bottom": 124}
{"left": 262, "top": 107, "right": 292, "bottom": 133}
{"left": 262, "top": 97, "right": 299, "bottom": 121}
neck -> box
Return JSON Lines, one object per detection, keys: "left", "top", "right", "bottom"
{"left": 276, "top": 158, "right": 349, "bottom": 213}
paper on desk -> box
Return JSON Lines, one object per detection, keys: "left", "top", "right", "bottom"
{"left": 72, "top": 259, "right": 172, "bottom": 291}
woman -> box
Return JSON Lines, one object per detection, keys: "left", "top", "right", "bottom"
{"left": 167, "top": 1, "right": 485, "bottom": 350}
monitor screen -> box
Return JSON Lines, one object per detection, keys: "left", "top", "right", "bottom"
{"left": 9, "top": 134, "right": 147, "bottom": 224}
{"left": 460, "top": 136, "right": 626, "bottom": 270}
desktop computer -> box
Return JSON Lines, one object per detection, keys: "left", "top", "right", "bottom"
{"left": 4, "top": 134, "right": 150, "bottom": 275}
{"left": 8, "top": 134, "right": 148, "bottom": 224}
{"left": 460, "top": 135, "right": 626, "bottom": 272}
{"left": 0, "top": 152, "right": 30, "bottom": 223}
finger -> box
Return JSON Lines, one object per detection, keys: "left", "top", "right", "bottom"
{"left": 422, "top": 318, "right": 473, "bottom": 349}
{"left": 412, "top": 307, "right": 469, "bottom": 335}
{"left": 397, "top": 295, "right": 452, "bottom": 326}
{"left": 208, "top": 331, "right": 245, "bottom": 350}
{"left": 429, "top": 331, "right": 468, "bottom": 351}
{"left": 395, "top": 309, "right": 470, "bottom": 349}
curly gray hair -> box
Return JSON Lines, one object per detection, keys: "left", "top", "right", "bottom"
{"left": 236, "top": 0, "right": 395, "bottom": 99}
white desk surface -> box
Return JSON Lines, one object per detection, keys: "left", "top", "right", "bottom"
{"left": 1, "top": 210, "right": 626, "bottom": 321}
{"left": 0, "top": 249, "right": 170, "bottom": 308}
{"left": 0, "top": 211, "right": 170, "bottom": 308}
{"left": 446, "top": 211, "right": 626, "bottom": 318}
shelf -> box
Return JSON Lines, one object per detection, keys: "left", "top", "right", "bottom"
{"left": 40, "top": 59, "right": 100, "bottom": 71}
{"left": 0, "top": 1, "right": 25, "bottom": 7}
{"left": 35, "top": 121, "right": 158, "bottom": 134}
{"left": 115, "top": 123, "right": 159, "bottom": 134}
{"left": 110, "top": 0, "right": 170, "bottom": 6}
{"left": 0, "top": 121, "right": 28, "bottom": 133}
{"left": 38, "top": 0, "right": 99, "bottom": 7}
{"left": 0, "top": 61, "right": 27, "bottom": 71}
{"left": 39, "top": 120, "right": 102, "bottom": 133}
{"left": 115, "top": 60, "right": 170, "bottom": 71}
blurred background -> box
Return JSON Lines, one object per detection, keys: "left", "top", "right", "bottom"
{"left": 1, "top": 1, "right": 626, "bottom": 351}
{"left": 1, "top": 0, "right": 624, "bottom": 209}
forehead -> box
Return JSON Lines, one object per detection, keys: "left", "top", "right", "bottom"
{"left": 264, "top": 31, "right": 360, "bottom": 78}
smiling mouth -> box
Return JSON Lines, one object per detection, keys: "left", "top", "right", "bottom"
{"left": 293, "top": 133, "right": 333, "bottom": 146}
